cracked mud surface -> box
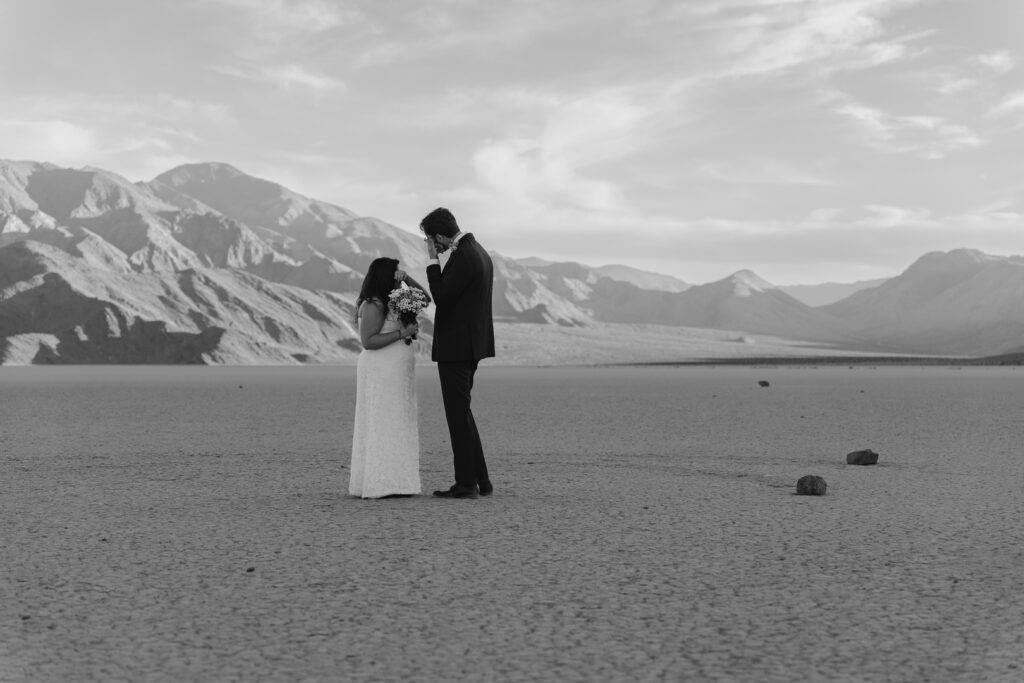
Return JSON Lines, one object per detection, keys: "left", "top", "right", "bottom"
{"left": 2, "top": 365, "right": 1022, "bottom": 681}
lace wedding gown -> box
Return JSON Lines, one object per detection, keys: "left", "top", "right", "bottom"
{"left": 349, "top": 311, "right": 421, "bottom": 498}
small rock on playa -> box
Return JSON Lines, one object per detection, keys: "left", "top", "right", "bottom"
{"left": 796, "top": 475, "right": 827, "bottom": 495}
{"left": 847, "top": 449, "right": 880, "bottom": 465}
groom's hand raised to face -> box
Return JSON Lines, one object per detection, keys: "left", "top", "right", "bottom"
{"left": 424, "top": 236, "right": 438, "bottom": 260}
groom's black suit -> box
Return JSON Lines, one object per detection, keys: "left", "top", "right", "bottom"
{"left": 426, "top": 233, "right": 495, "bottom": 491}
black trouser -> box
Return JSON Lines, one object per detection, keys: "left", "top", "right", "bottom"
{"left": 438, "top": 361, "right": 489, "bottom": 489}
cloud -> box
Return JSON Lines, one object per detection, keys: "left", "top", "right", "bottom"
{"left": 935, "top": 77, "right": 977, "bottom": 95}
{"left": 0, "top": 118, "right": 192, "bottom": 183}
{"left": 263, "top": 65, "right": 346, "bottom": 94}
{"left": 697, "top": 0, "right": 928, "bottom": 78}
{"left": 468, "top": 88, "right": 660, "bottom": 215}
{"left": 699, "top": 161, "right": 834, "bottom": 186}
{"left": 862, "top": 204, "right": 933, "bottom": 227}
{"left": 833, "top": 97, "right": 984, "bottom": 158}
{"left": 928, "top": 51, "right": 1016, "bottom": 96}
{"left": 205, "top": 0, "right": 350, "bottom": 35}
{"left": 976, "top": 50, "right": 1017, "bottom": 75}
{"left": 989, "top": 91, "right": 1024, "bottom": 117}
{"left": 0, "top": 94, "right": 242, "bottom": 181}
{"left": 154, "top": 95, "right": 237, "bottom": 128}
{"left": 0, "top": 119, "right": 100, "bottom": 166}
{"left": 349, "top": 3, "right": 623, "bottom": 70}
{"left": 213, "top": 63, "right": 346, "bottom": 96}
{"left": 473, "top": 138, "right": 624, "bottom": 214}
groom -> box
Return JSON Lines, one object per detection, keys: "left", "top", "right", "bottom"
{"left": 421, "top": 207, "right": 495, "bottom": 499}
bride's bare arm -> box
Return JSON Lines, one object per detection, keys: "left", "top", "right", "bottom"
{"left": 359, "top": 300, "right": 407, "bottom": 350}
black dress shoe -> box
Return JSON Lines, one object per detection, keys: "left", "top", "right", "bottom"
{"left": 478, "top": 482, "right": 493, "bottom": 496}
{"left": 433, "top": 485, "right": 478, "bottom": 499}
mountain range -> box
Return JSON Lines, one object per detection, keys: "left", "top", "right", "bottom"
{"left": 2, "top": 159, "right": 1021, "bottom": 364}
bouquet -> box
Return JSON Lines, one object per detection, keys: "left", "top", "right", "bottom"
{"left": 388, "top": 286, "right": 430, "bottom": 345}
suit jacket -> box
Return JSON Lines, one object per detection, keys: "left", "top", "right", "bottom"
{"left": 426, "top": 233, "right": 495, "bottom": 362}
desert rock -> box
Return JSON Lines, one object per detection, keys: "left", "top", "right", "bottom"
{"left": 796, "top": 475, "right": 827, "bottom": 495}
{"left": 846, "top": 449, "right": 879, "bottom": 465}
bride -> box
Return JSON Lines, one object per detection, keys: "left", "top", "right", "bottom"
{"left": 348, "top": 257, "right": 430, "bottom": 499}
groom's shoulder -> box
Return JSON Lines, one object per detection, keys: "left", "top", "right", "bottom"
{"left": 463, "top": 233, "right": 487, "bottom": 252}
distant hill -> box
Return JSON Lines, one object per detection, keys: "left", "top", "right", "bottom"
{"left": 0, "top": 160, "right": 607, "bottom": 363}
{"left": 0, "top": 239, "right": 358, "bottom": 364}
{"left": 520, "top": 262, "right": 862, "bottom": 344}
{"left": 822, "top": 249, "right": 1024, "bottom": 355}
{"left": 515, "top": 257, "right": 554, "bottom": 268}
{"left": 3, "top": 158, "right": 1021, "bottom": 363}
{"left": 780, "top": 278, "right": 889, "bottom": 307}
{"left": 516, "top": 258, "right": 690, "bottom": 293}
{"left": 592, "top": 263, "right": 691, "bottom": 292}
{"left": 664, "top": 270, "right": 858, "bottom": 342}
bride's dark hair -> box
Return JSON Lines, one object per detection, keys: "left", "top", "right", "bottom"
{"left": 355, "top": 257, "right": 399, "bottom": 320}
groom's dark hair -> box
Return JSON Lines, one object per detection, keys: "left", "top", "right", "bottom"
{"left": 420, "top": 207, "right": 459, "bottom": 238}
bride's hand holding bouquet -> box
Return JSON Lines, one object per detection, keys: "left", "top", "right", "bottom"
{"left": 389, "top": 285, "right": 429, "bottom": 346}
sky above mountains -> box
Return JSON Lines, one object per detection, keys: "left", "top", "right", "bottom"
{"left": 1, "top": 0, "right": 1021, "bottom": 284}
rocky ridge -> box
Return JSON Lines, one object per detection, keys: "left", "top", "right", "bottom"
{"left": 2, "top": 159, "right": 1022, "bottom": 363}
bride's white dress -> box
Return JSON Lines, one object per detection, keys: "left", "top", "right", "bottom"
{"left": 348, "top": 310, "right": 421, "bottom": 498}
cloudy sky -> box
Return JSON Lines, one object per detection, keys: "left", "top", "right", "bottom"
{"left": 2, "top": 0, "right": 1021, "bottom": 284}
